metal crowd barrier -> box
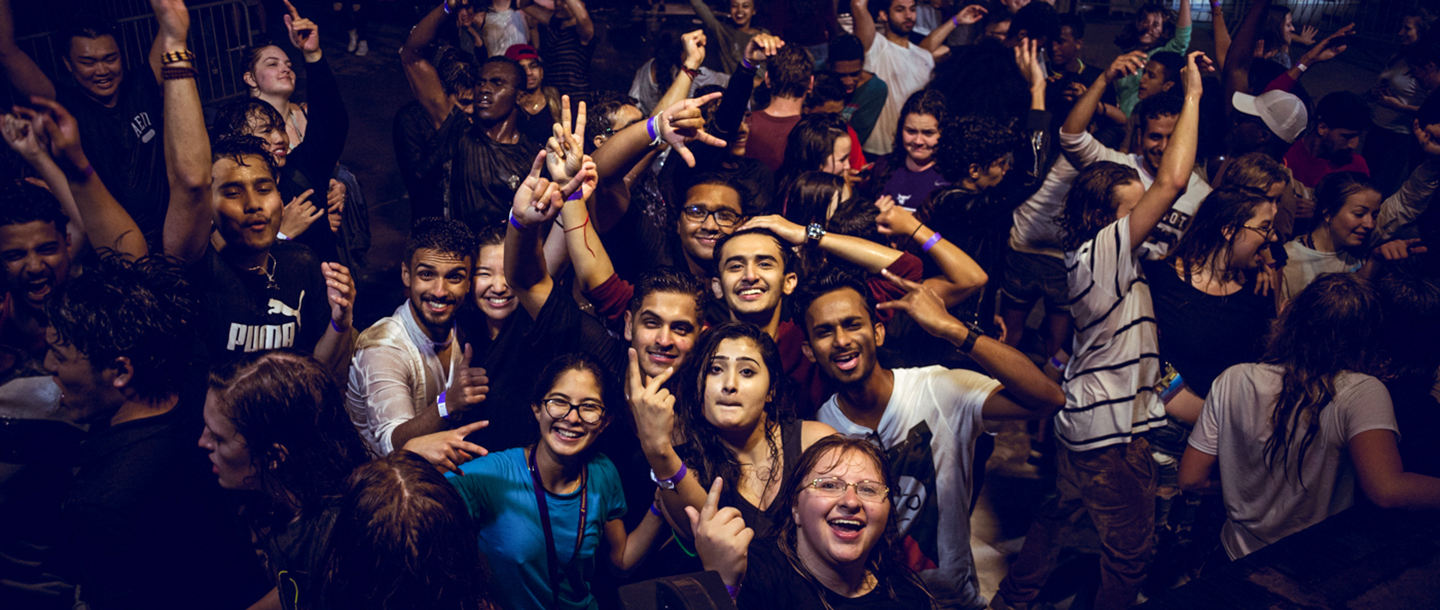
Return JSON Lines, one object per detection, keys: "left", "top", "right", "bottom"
{"left": 12, "top": 0, "right": 254, "bottom": 105}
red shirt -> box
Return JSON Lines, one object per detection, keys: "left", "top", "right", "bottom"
{"left": 743, "top": 111, "right": 803, "bottom": 173}
{"left": 1284, "top": 139, "right": 1370, "bottom": 188}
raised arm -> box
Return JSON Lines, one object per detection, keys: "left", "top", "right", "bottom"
{"left": 1211, "top": 0, "right": 1232, "bottom": 67}
{"left": 3, "top": 113, "right": 86, "bottom": 256}
{"left": 651, "top": 30, "right": 707, "bottom": 119}
{"left": 31, "top": 98, "right": 147, "bottom": 258}
{"left": 1223, "top": 0, "right": 1271, "bottom": 108}
{"left": 874, "top": 196, "right": 987, "bottom": 307}
{"left": 851, "top": 0, "right": 876, "bottom": 52}
{"left": 740, "top": 215, "right": 905, "bottom": 274}
{"left": 1062, "top": 51, "right": 1147, "bottom": 136}
{"left": 283, "top": 1, "right": 347, "bottom": 180}
{"left": 1128, "top": 52, "right": 1203, "bottom": 248}
{"left": 920, "top": 4, "right": 985, "bottom": 53}
{"left": 153, "top": 0, "right": 212, "bottom": 265}
{"left": 563, "top": 0, "right": 594, "bottom": 44}
{"left": 401, "top": 1, "right": 464, "bottom": 128}
{"left": 0, "top": 0, "right": 56, "bottom": 100}
{"left": 876, "top": 271, "right": 1065, "bottom": 418}
{"left": 505, "top": 151, "right": 564, "bottom": 318}
{"left": 590, "top": 93, "right": 725, "bottom": 228}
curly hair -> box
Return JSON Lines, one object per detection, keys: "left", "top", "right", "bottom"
{"left": 0, "top": 181, "right": 69, "bottom": 234}
{"left": 1261, "top": 273, "right": 1383, "bottom": 481}
{"left": 213, "top": 97, "right": 286, "bottom": 142}
{"left": 1055, "top": 161, "right": 1141, "bottom": 251}
{"left": 1114, "top": 2, "right": 1173, "bottom": 50}
{"left": 319, "top": 451, "right": 496, "bottom": 610}
{"left": 584, "top": 91, "right": 641, "bottom": 153}
{"left": 406, "top": 217, "right": 478, "bottom": 265}
{"left": 208, "top": 350, "right": 371, "bottom": 530}
{"left": 672, "top": 322, "right": 794, "bottom": 512}
{"left": 769, "top": 436, "right": 934, "bottom": 610}
{"left": 933, "top": 115, "right": 1018, "bottom": 185}
{"left": 48, "top": 252, "right": 195, "bottom": 403}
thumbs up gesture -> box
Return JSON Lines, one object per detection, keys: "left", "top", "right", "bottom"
{"left": 447, "top": 344, "right": 490, "bottom": 414}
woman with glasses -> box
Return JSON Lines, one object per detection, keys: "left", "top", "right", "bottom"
{"left": 410, "top": 352, "right": 663, "bottom": 610}
{"left": 1139, "top": 185, "right": 1279, "bottom": 588}
{"left": 634, "top": 322, "right": 835, "bottom": 548}
{"left": 689, "top": 435, "right": 933, "bottom": 610}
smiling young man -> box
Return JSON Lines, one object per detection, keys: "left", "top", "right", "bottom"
{"left": 828, "top": 34, "right": 888, "bottom": 145}
{"left": 346, "top": 218, "right": 490, "bottom": 455}
{"left": 1283, "top": 91, "right": 1372, "bottom": 188}
{"left": 0, "top": 0, "right": 172, "bottom": 238}
{"left": 44, "top": 253, "right": 267, "bottom": 610}
{"left": 798, "top": 270, "right": 1063, "bottom": 610}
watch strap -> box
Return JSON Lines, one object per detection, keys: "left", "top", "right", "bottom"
{"left": 958, "top": 322, "right": 982, "bottom": 354}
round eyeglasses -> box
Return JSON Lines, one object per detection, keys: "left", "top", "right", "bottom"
{"left": 681, "top": 205, "right": 741, "bottom": 228}
{"left": 542, "top": 398, "right": 606, "bottom": 424}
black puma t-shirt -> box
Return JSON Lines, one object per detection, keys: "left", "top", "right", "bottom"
{"left": 192, "top": 240, "right": 330, "bottom": 366}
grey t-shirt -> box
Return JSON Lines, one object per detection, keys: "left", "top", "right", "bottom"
{"left": 1189, "top": 364, "right": 1397, "bottom": 560}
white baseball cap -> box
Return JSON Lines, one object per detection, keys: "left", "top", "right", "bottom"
{"left": 1233, "top": 90, "right": 1308, "bottom": 144}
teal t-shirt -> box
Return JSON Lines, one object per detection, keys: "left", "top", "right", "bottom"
{"left": 448, "top": 447, "right": 626, "bottom": 610}
{"left": 1115, "top": 24, "right": 1192, "bottom": 116}
{"left": 844, "top": 75, "right": 889, "bottom": 145}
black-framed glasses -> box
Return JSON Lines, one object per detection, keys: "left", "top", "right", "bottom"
{"left": 542, "top": 398, "right": 606, "bottom": 424}
{"left": 806, "top": 477, "right": 889, "bottom": 502}
{"left": 1241, "top": 224, "right": 1275, "bottom": 241}
{"left": 681, "top": 205, "right": 741, "bottom": 227}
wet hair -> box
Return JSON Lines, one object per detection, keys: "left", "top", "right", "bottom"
{"left": 712, "top": 227, "right": 795, "bottom": 278}
{"left": 1058, "top": 13, "right": 1086, "bottom": 39}
{"left": 777, "top": 114, "right": 851, "bottom": 190}
{"left": 59, "top": 16, "right": 119, "bottom": 58}
{"left": 627, "top": 266, "right": 709, "bottom": 319}
{"left": 1261, "top": 273, "right": 1383, "bottom": 480}
{"left": 47, "top": 253, "right": 195, "bottom": 403}
{"left": 584, "top": 92, "right": 641, "bottom": 153}
{"left": 1169, "top": 186, "right": 1274, "bottom": 285}
{"left": 1009, "top": 1, "right": 1060, "bottom": 43}
{"left": 213, "top": 98, "right": 286, "bottom": 142}
{"left": 211, "top": 135, "right": 279, "bottom": 179}
{"left": 1213, "top": 152, "right": 1289, "bottom": 192}
{"left": 768, "top": 43, "right": 816, "bottom": 100}
{"left": 1313, "top": 171, "right": 1379, "bottom": 223}
{"left": 319, "top": 451, "right": 495, "bottom": 610}
{"left": 804, "top": 73, "right": 848, "bottom": 112}
{"left": 793, "top": 266, "right": 879, "bottom": 340}
{"left": 780, "top": 171, "right": 845, "bottom": 228}
{"left": 0, "top": 182, "right": 69, "bottom": 235}
{"left": 1114, "top": 2, "right": 1172, "bottom": 50}
{"left": 438, "top": 47, "right": 479, "bottom": 96}
{"left": 672, "top": 322, "right": 793, "bottom": 513}
{"left": 208, "top": 351, "right": 371, "bottom": 529}
{"left": 769, "top": 436, "right": 932, "bottom": 609}
{"left": 1055, "top": 161, "right": 1141, "bottom": 251}
{"left": 828, "top": 34, "right": 865, "bottom": 64}
{"left": 933, "top": 115, "right": 1018, "bottom": 184}
{"left": 406, "top": 217, "right": 478, "bottom": 266}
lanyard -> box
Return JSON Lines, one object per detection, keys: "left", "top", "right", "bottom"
{"left": 527, "top": 446, "right": 588, "bottom": 610}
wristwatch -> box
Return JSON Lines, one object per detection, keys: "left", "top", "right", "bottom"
{"left": 806, "top": 222, "right": 827, "bottom": 244}
{"left": 651, "top": 463, "right": 687, "bottom": 490}
{"left": 958, "top": 321, "right": 984, "bottom": 354}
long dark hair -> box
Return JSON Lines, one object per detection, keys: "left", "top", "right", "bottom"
{"left": 1169, "top": 186, "right": 1273, "bottom": 285}
{"left": 777, "top": 113, "right": 851, "bottom": 194}
{"left": 673, "top": 322, "right": 793, "bottom": 508}
{"left": 872, "top": 89, "right": 947, "bottom": 195}
{"left": 769, "top": 436, "right": 934, "bottom": 610}
{"left": 1055, "top": 161, "right": 1141, "bottom": 251}
{"left": 208, "top": 350, "right": 371, "bottom": 531}
{"left": 1261, "top": 273, "right": 1383, "bottom": 478}
{"left": 317, "top": 451, "right": 495, "bottom": 610}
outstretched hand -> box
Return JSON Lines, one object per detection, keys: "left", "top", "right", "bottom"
{"left": 685, "top": 477, "right": 753, "bottom": 589}
{"left": 322, "top": 261, "right": 355, "bottom": 332}
{"left": 1300, "top": 24, "right": 1354, "bottom": 65}
{"left": 402, "top": 420, "right": 491, "bottom": 475}
{"left": 657, "top": 92, "right": 727, "bottom": 167}
{"left": 283, "top": 0, "right": 321, "bottom": 59}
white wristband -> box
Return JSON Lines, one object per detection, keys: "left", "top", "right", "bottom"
{"left": 1296, "top": 62, "right": 1308, "bottom": 73}
{"left": 438, "top": 390, "right": 450, "bottom": 419}
{"left": 277, "top": 231, "right": 289, "bottom": 240}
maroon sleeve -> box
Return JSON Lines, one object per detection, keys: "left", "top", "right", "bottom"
{"left": 582, "top": 273, "right": 635, "bottom": 325}
{"left": 866, "top": 253, "right": 923, "bottom": 323}
{"left": 1262, "top": 71, "right": 1298, "bottom": 93}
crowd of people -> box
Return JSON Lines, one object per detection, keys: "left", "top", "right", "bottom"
{"left": 2, "top": 0, "right": 1439, "bottom": 609}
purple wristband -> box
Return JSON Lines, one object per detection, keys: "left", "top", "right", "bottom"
{"left": 741, "top": 57, "right": 756, "bottom": 71}
{"left": 724, "top": 584, "right": 739, "bottom": 601}
{"left": 442, "top": 0, "right": 451, "bottom": 15}
{"left": 921, "top": 232, "right": 942, "bottom": 252}
{"left": 646, "top": 116, "right": 660, "bottom": 142}
{"left": 649, "top": 502, "right": 662, "bottom": 516}
{"left": 330, "top": 319, "right": 343, "bottom": 333}
{"left": 508, "top": 211, "right": 528, "bottom": 231}
{"left": 567, "top": 189, "right": 585, "bottom": 202}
